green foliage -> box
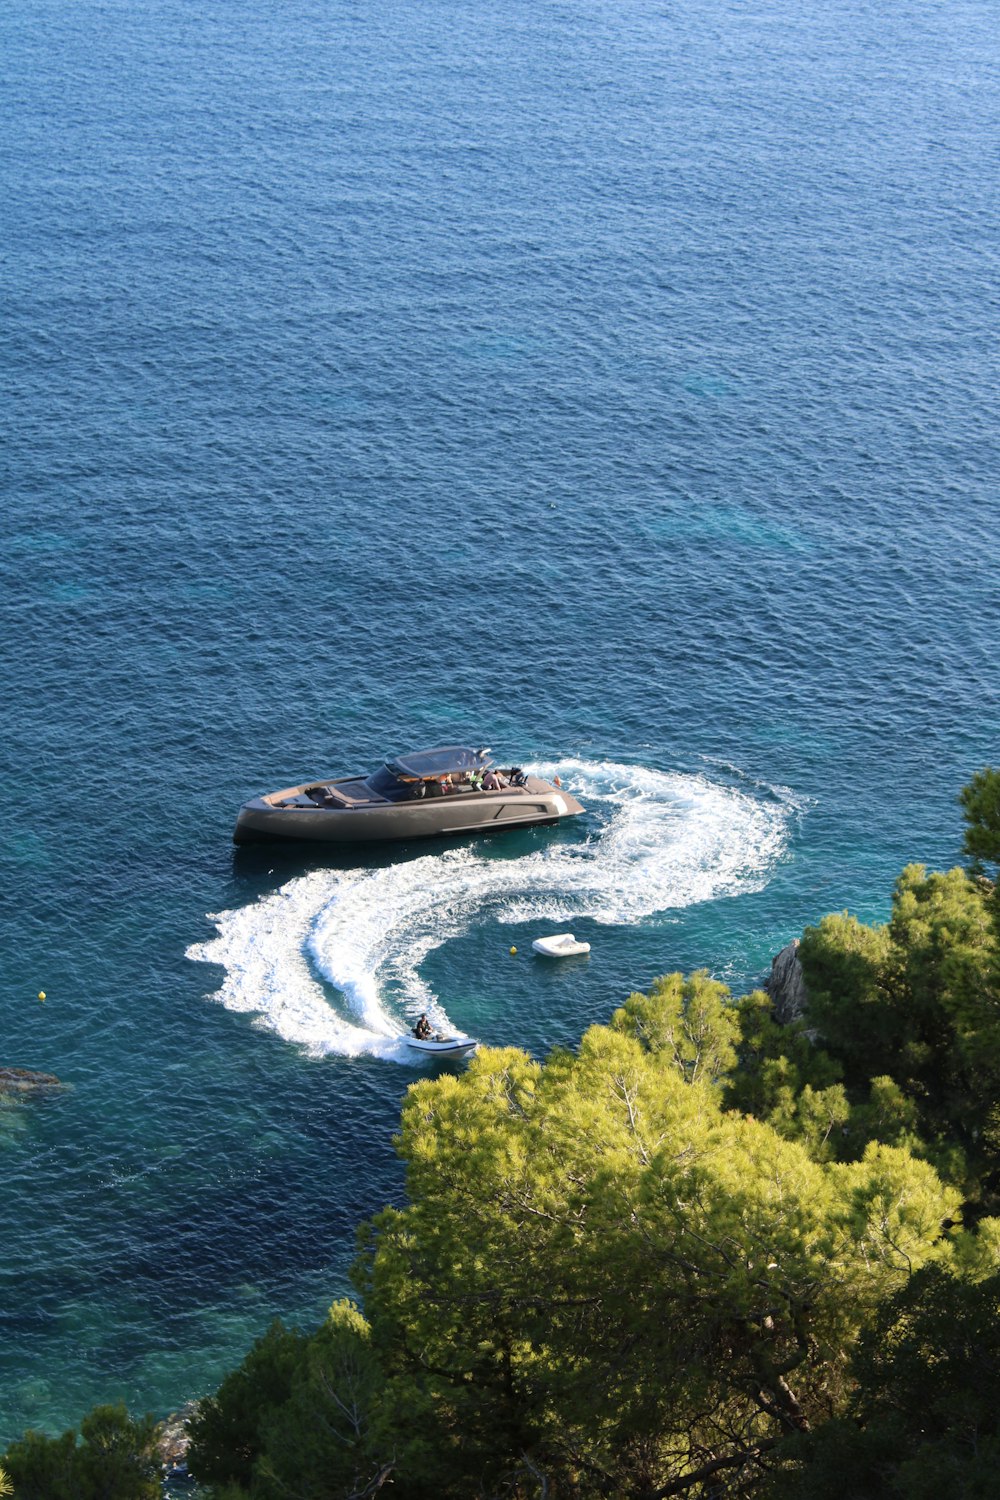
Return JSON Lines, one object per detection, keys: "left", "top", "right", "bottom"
{"left": 960, "top": 766, "right": 1000, "bottom": 871}
{"left": 1, "top": 1430, "right": 77, "bottom": 1500}
{"left": 253, "top": 1299, "right": 390, "bottom": 1500}
{"left": 797, "top": 913, "right": 896, "bottom": 1085}
{"left": 2, "top": 1404, "right": 160, "bottom": 1500}
{"left": 793, "top": 866, "right": 999, "bottom": 1200}
{"left": 724, "top": 989, "right": 848, "bottom": 1158}
{"left": 186, "top": 1320, "right": 306, "bottom": 1490}
{"left": 351, "top": 1029, "right": 957, "bottom": 1498}
{"left": 848, "top": 1074, "right": 921, "bottom": 1154}
{"left": 610, "top": 968, "right": 739, "bottom": 1086}
{"left": 888, "top": 865, "right": 998, "bottom": 1080}
{"left": 952, "top": 1214, "right": 1000, "bottom": 1279}
{"left": 786, "top": 1081, "right": 851, "bottom": 1160}
{"left": 766, "top": 1265, "right": 1000, "bottom": 1498}
{"left": 187, "top": 1306, "right": 391, "bottom": 1500}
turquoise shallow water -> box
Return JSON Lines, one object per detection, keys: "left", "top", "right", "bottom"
{"left": 2, "top": 0, "right": 999, "bottom": 1443}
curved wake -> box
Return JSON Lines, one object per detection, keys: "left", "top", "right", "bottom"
{"left": 187, "top": 760, "right": 798, "bottom": 1063}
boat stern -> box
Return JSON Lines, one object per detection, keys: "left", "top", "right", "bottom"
{"left": 524, "top": 776, "right": 585, "bottom": 821}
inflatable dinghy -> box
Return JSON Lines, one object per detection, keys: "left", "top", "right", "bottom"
{"left": 405, "top": 1033, "right": 478, "bottom": 1059}
{"left": 531, "top": 933, "right": 591, "bottom": 958}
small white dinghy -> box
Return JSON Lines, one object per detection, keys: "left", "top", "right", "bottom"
{"left": 531, "top": 933, "right": 591, "bottom": 958}
{"left": 405, "top": 1032, "right": 479, "bottom": 1060}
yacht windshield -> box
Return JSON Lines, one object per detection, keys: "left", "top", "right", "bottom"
{"left": 365, "top": 766, "right": 409, "bottom": 799}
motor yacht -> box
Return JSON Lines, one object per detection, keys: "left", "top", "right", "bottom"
{"left": 233, "top": 745, "right": 584, "bottom": 845}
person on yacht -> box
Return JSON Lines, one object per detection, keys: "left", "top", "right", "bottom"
{"left": 413, "top": 1014, "right": 433, "bottom": 1040}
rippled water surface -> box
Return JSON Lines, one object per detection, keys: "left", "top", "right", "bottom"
{"left": 2, "top": 0, "right": 998, "bottom": 1443}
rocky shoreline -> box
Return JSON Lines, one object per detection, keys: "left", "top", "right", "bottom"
{"left": 158, "top": 1402, "right": 200, "bottom": 1489}
{"left": 765, "top": 939, "right": 809, "bottom": 1024}
{"left": 0, "top": 1066, "right": 63, "bottom": 1095}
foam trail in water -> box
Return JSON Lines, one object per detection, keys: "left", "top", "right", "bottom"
{"left": 187, "top": 760, "right": 798, "bottom": 1062}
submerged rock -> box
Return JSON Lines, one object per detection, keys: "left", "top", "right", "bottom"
{"left": 0, "top": 1066, "right": 63, "bottom": 1095}
{"left": 766, "top": 939, "right": 809, "bottom": 1025}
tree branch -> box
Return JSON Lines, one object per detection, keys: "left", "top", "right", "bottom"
{"left": 647, "top": 1437, "right": 779, "bottom": 1498}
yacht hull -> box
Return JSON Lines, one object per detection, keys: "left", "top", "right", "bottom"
{"left": 234, "top": 775, "right": 583, "bottom": 846}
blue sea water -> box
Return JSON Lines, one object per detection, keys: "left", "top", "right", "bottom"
{"left": 2, "top": 0, "right": 999, "bottom": 1445}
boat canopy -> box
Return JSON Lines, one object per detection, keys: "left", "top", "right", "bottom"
{"left": 384, "top": 746, "right": 492, "bottom": 780}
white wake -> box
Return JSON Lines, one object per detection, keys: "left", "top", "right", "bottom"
{"left": 187, "top": 760, "right": 796, "bottom": 1062}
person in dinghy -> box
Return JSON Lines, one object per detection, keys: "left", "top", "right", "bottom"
{"left": 406, "top": 1016, "right": 479, "bottom": 1060}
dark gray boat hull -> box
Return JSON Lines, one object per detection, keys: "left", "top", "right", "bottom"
{"left": 233, "top": 774, "right": 584, "bottom": 845}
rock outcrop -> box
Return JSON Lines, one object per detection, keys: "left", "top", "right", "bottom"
{"left": 765, "top": 939, "right": 809, "bottom": 1025}
{"left": 158, "top": 1402, "right": 200, "bottom": 1490}
{"left": 0, "top": 1066, "right": 63, "bottom": 1095}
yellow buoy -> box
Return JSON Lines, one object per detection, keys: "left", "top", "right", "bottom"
{"left": 509, "top": 946, "right": 517, "bottom": 955}
{"left": 38, "top": 991, "right": 46, "bottom": 1001}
